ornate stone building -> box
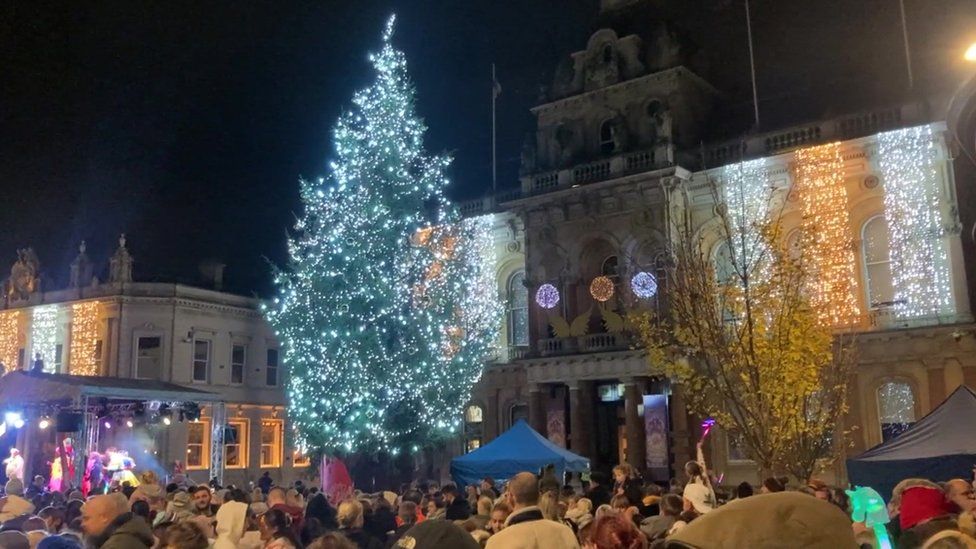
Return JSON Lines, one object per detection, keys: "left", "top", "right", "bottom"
{"left": 459, "top": 0, "right": 976, "bottom": 484}
{"left": 0, "top": 237, "right": 305, "bottom": 487}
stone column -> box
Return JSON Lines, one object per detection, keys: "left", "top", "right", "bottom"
{"left": 669, "top": 384, "right": 693, "bottom": 480}
{"left": 485, "top": 388, "right": 500, "bottom": 442}
{"left": 844, "top": 373, "right": 865, "bottom": 453}
{"left": 623, "top": 378, "right": 646, "bottom": 471}
{"left": 963, "top": 366, "right": 976, "bottom": 390}
{"left": 528, "top": 384, "right": 546, "bottom": 434}
{"left": 568, "top": 381, "right": 590, "bottom": 457}
{"left": 927, "top": 364, "right": 946, "bottom": 412}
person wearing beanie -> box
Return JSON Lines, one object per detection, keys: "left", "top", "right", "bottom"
{"left": 393, "top": 520, "right": 479, "bottom": 549}
{"left": 0, "top": 530, "right": 30, "bottom": 549}
{"left": 37, "top": 534, "right": 84, "bottom": 549}
{"left": 0, "top": 477, "right": 36, "bottom": 522}
{"left": 760, "top": 477, "right": 785, "bottom": 493}
{"left": 665, "top": 492, "right": 857, "bottom": 549}
{"left": 898, "top": 486, "right": 953, "bottom": 531}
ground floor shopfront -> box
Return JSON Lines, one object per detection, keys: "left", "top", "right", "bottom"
{"left": 464, "top": 323, "right": 976, "bottom": 486}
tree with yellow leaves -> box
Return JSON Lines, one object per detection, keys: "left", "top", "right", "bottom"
{"left": 632, "top": 182, "right": 855, "bottom": 480}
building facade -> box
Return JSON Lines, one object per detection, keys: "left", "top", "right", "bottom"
{"left": 460, "top": 1, "right": 976, "bottom": 484}
{"left": 0, "top": 237, "right": 310, "bottom": 487}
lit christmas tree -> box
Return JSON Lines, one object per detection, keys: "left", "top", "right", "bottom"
{"left": 266, "top": 16, "right": 501, "bottom": 455}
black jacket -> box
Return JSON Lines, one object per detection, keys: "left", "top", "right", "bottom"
{"left": 587, "top": 484, "right": 612, "bottom": 509}
{"left": 445, "top": 497, "right": 472, "bottom": 520}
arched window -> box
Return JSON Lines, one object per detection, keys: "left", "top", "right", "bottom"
{"left": 602, "top": 44, "right": 613, "bottom": 63}
{"left": 713, "top": 242, "right": 736, "bottom": 286}
{"left": 506, "top": 272, "right": 529, "bottom": 348}
{"left": 713, "top": 242, "right": 738, "bottom": 322}
{"left": 861, "top": 216, "right": 895, "bottom": 309}
{"left": 877, "top": 381, "right": 916, "bottom": 441}
{"left": 464, "top": 404, "right": 484, "bottom": 452}
{"left": 600, "top": 120, "right": 615, "bottom": 154}
{"left": 601, "top": 255, "right": 620, "bottom": 283}
{"left": 647, "top": 100, "right": 664, "bottom": 143}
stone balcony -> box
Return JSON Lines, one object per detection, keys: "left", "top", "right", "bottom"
{"left": 537, "top": 332, "right": 634, "bottom": 357}
{"left": 702, "top": 103, "right": 925, "bottom": 167}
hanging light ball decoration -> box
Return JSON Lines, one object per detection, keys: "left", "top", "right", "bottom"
{"left": 631, "top": 272, "right": 658, "bottom": 299}
{"left": 535, "top": 283, "right": 560, "bottom": 310}
{"left": 590, "top": 276, "right": 615, "bottom": 302}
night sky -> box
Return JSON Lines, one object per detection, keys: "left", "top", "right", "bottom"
{"left": 2, "top": 0, "right": 974, "bottom": 296}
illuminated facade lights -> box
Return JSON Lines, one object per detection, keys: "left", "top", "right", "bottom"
{"left": 30, "top": 305, "right": 58, "bottom": 373}
{"left": 722, "top": 158, "right": 771, "bottom": 275}
{"left": 589, "top": 276, "right": 615, "bottom": 302}
{"left": 535, "top": 284, "right": 560, "bottom": 309}
{"left": 0, "top": 311, "right": 20, "bottom": 374}
{"left": 631, "top": 272, "right": 658, "bottom": 299}
{"left": 793, "top": 142, "right": 861, "bottom": 326}
{"left": 70, "top": 301, "right": 101, "bottom": 376}
{"left": 876, "top": 125, "right": 954, "bottom": 320}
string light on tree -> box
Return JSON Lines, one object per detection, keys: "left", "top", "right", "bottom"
{"left": 535, "top": 284, "right": 560, "bottom": 310}
{"left": 631, "top": 272, "right": 658, "bottom": 299}
{"left": 30, "top": 305, "right": 58, "bottom": 372}
{"left": 722, "top": 158, "right": 773, "bottom": 281}
{"left": 265, "top": 16, "right": 501, "bottom": 455}
{"left": 70, "top": 301, "right": 101, "bottom": 376}
{"left": 794, "top": 142, "right": 861, "bottom": 326}
{"left": 589, "top": 276, "right": 615, "bottom": 302}
{"left": 0, "top": 311, "right": 19, "bottom": 374}
{"left": 877, "top": 125, "right": 954, "bottom": 320}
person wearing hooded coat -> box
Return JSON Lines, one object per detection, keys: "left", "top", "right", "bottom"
{"left": 214, "top": 500, "right": 261, "bottom": 549}
{"left": 304, "top": 493, "right": 338, "bottom": 531}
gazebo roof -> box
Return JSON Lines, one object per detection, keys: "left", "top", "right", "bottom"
{"left": 0, "top": 370, "right": 223, "bottom": 406}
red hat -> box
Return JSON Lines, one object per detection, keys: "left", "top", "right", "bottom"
{"left": 899, "top": 486, "right": 953, "bottom": 530}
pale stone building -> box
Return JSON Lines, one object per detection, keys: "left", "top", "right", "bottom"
{"left": 459, "top": 0, "right": 976, "bottom": 485}
{"left": 0, "top": 237, "right": 309, "bottom": 487}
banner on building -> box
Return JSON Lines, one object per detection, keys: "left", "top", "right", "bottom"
{"left": 643, "top": 394, "right": 670, "bottom": 481}
{"left": 547, "top": 401, "right": 566, "bottom": 448}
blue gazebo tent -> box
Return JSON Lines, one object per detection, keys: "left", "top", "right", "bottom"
{"left": 846, "top": 385, "right": 976, "bottom": 500}
{"left": 450, "top": 419, "right": 590, "bottom": 487}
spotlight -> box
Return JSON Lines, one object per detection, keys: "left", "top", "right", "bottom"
{"left": 126, "top": 419, "right": 134, "bottom": 428}
{"left": 103, "top": 420, "right": 112, "bottom": 429}
{"left": 162, "top": 416, "right": 171, "bottom": 426}
{"left": 38, "top": 417, "right": 51, "bottom": 430}
{"left": 4, "top": 412, "right": 22, "bottom": 427}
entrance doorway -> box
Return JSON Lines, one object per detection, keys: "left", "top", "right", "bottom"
{"left": 593, "top": 382, "right": 625, "bottom": 470}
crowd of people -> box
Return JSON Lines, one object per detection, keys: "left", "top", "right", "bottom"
{"left": 0, "top": 446, "right": 975, "bottom": 548}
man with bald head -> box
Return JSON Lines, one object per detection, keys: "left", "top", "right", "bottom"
{"left": 485, "top": 472, "right": 579, "bottom": 549}
{"left": 81, "top": 493, "right": 154, "bottom": 548}
{"left": 946, "top": 478, "right": 976, "bottom": 512}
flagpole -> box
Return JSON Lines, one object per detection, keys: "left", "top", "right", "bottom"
{"left": 898, "top": 0, "right": 914, "bottom": 90}
{"left": 491, "top": 63, "right": 498, "bottom": 195}
{"left": 745, "top": 0, "right": 760, "bottom": 129}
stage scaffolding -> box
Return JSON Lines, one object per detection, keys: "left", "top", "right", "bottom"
{"left": 0, "top": 370, "right": 226, "bottom": 486}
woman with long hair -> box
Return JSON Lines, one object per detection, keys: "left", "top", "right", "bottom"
{"left": 261, "top": 508, "right": 304, "bottom": 549}
{"left": 682, "top": 442, "right": 716, "bottom": 515}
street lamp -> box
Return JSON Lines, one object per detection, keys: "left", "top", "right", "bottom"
{"left": 966, "top": 42, "right": 976, "bottom": 62}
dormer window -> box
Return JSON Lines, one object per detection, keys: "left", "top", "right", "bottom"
{"left": 602, "top": 44, "right": 613, "bottom": 63}
{"left": 600, "top": 120, "right": 615, "bottom": 154}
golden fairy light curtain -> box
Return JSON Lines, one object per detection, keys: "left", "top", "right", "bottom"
{"left": 793, "top": 142, "right": 861, "bottom": 326}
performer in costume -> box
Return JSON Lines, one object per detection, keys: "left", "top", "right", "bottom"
{"left": 82, "top": 451, "right": 103, "bottom": 496}
{"left": 63, "top": 438, "right": 75, "bottom": 483}
{"left": 48, "top": 448, "right": 63, "bottom": 492}
{"left": 4, "top": 448, "right": 24, "bottom": 482}
{"left": 106, "top": 450, "right": 139, "bottom": 487}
